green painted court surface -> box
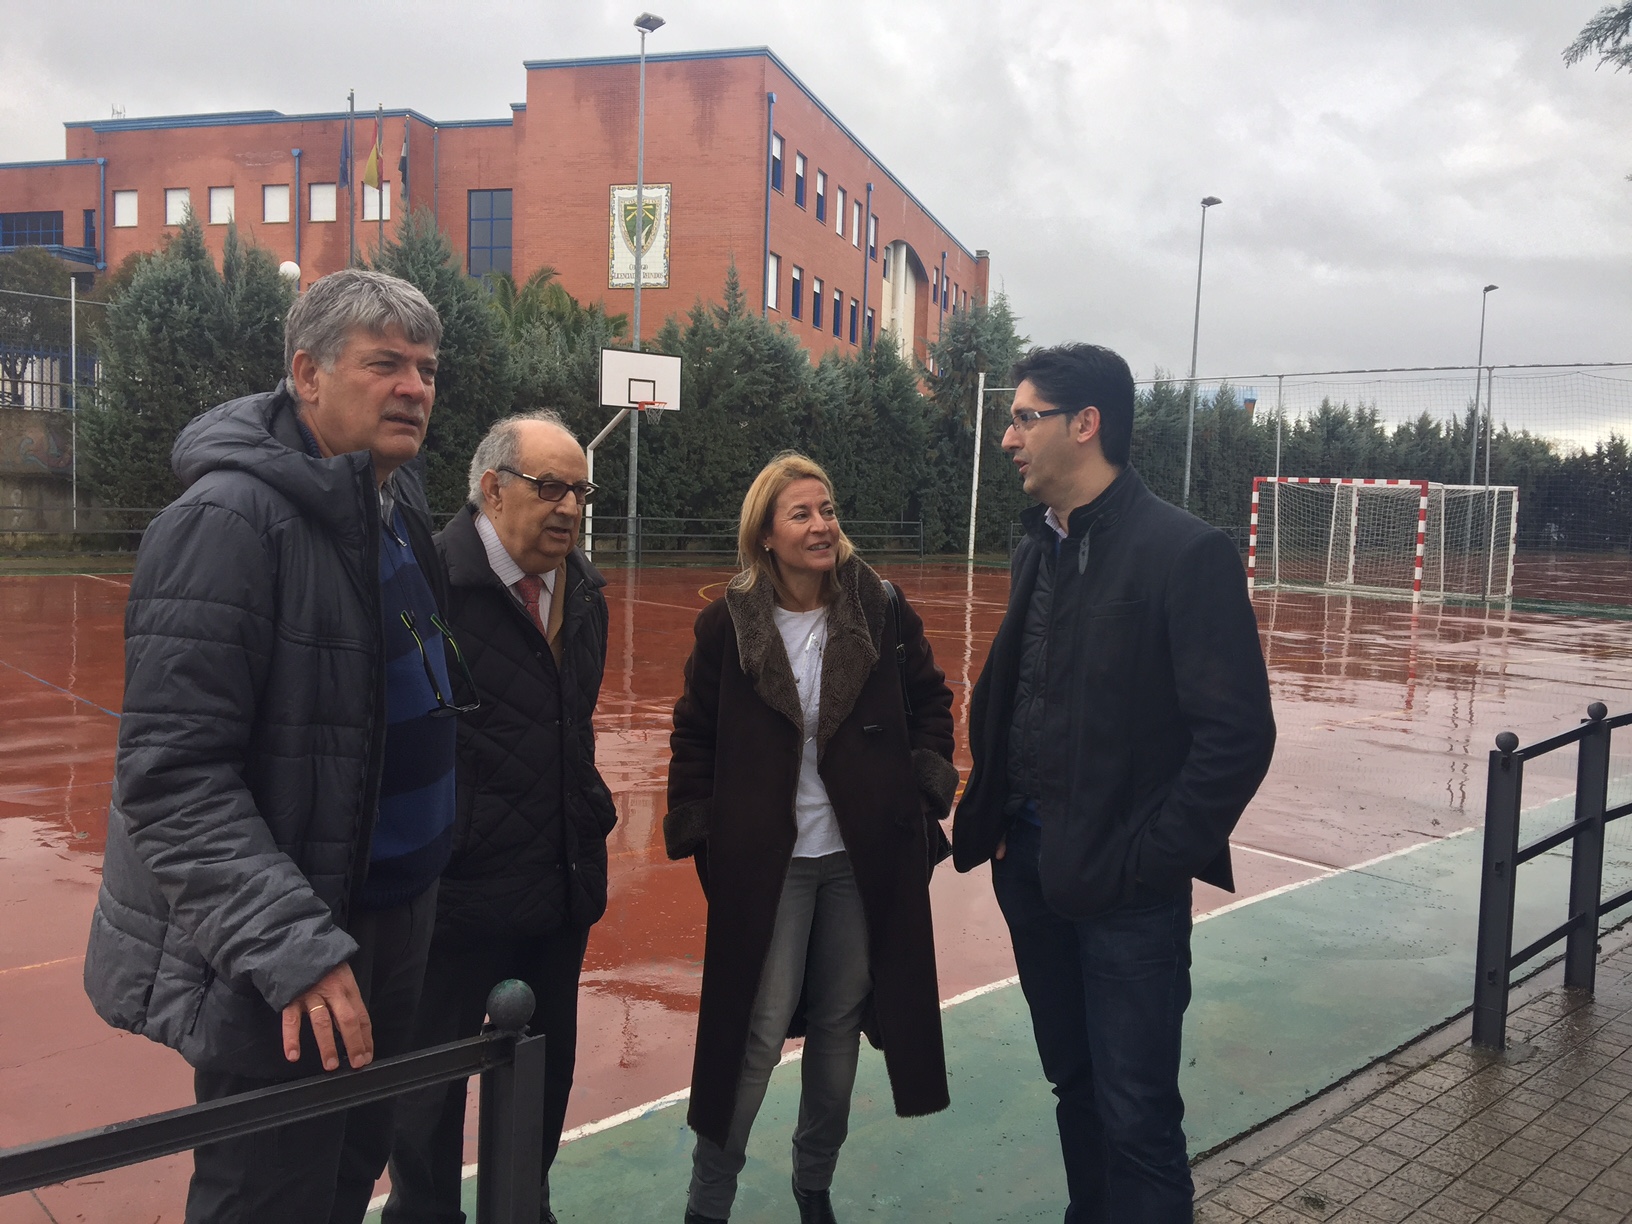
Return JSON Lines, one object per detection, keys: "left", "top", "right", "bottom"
{"left": 371, "top": 787, "right": 1632, "bottom": 1222}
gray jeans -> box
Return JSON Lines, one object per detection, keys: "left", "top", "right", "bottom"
{"left": 688, "top": 851, "right": 872, "bottom": 1219}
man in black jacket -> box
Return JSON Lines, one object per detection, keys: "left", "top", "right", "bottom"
{"left": 953, "top": 343, "right": 1275, "bottom": 1222}
{"left": 84, "top": 270, "right": 454, "bottom": 1223}
{"left": 385, "top": 411, "right": 614, "bottom": 1224}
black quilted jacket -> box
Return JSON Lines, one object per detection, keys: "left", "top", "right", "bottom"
{"left": 434, "top": 507, "right": 616, "bottom": 942}
{"left": 84, "top": 384, "right": 442, "bottom": 1078}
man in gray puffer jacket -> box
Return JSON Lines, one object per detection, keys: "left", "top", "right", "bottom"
{"left": 84, "top": 269, "right": 456, "bottom": 1223}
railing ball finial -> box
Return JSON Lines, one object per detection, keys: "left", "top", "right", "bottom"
{"left": 485, "top": 979, "right": 537, "bottom": 1032}
{"left": 1495, "top": 731, "right": 1519, "bottom": 756}
{"left": 1588, "top": 701, "right": 1608, "bottom": 722}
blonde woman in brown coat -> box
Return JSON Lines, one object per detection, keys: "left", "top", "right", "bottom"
{"left": 664, "top": 453, "right": 959, "bottom": 1224}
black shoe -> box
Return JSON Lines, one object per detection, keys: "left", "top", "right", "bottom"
{"left": 683, "top": 1211, "right": 727, "bottom": 1224}
{"left": 542, "top": 1213, "right": 557, "bottom": 1224}
{"left": 791, "top": 1177, "right": 837, "bottom": 1224}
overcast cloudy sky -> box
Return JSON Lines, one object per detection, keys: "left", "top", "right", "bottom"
{"left": 3, "top": 0, "right": 1628, "bottom": 382}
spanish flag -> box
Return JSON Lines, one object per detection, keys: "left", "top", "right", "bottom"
{"left": 362, "top": 112, "right": 383, "bottom": 190}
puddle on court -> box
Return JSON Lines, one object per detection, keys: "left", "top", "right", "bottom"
{"left": 1, "top": 560, "right": 1629, "bottom": 1221}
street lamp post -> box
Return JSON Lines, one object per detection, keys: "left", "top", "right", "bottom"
{"left": 628, "top": 11, "right": 664, "bottom": 540}
{"left": 1468, "top": 283, "right": 1498, "bottom": 485}
{"left": 1181, "top": 196, "right": 1221, "bottom": 511}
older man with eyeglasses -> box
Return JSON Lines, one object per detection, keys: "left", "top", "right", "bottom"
{"left": 384, "top": 411, "right": 614, "bottom": 1224}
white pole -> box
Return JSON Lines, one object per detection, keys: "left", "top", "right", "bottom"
{"left": 1273, "top": 374, "right": 1283, "bottom": 480}
{"left": 1182, "top": 195, "right": 1220, "bottom": 510}
{"left": 966, "top": 371, "right": 985, "bottom": 562}
{"left": 70, "top": 276, "right": 78, "bottom": 533}
{"left": 628, "top": 24, "right": 649, "bottom": 547}
{"left": 584, "top": 409, "right": 631, "bottom": 560}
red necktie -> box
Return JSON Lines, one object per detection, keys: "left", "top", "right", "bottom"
{"left": 516, "top": 575, "right": 544, "bottom": 631}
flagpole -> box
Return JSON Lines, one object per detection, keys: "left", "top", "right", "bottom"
{"left": 376, "top": 104, "right": 384, "bottom": 260}
{"left": 347, "top": 90, "right": 357, "bottom": 266}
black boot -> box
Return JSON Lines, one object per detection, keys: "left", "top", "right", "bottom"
{"left": 791, "top": 1176, "right": 838, "bottom": 1224}
{"left": 683, "top": 1210, "right": 727, "bottom": 1224}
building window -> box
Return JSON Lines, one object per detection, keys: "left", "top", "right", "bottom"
{"left": 834, "top": 187, "right": 846, "bottom": 236}
{"left": 832, "top": 288, "right": 842, "bottom": 338}
{"left": 0, "top": 212, "right": 64, "bottom": 247}
{"left": 467, "top": 189, "right": 513, "bottom": 278}
{"left": 851, "top": 200, "right": 861, "bottom": 248}
{"left": 865, "top": 307, "right": 875, "bottom": 346}
{"left": 815, "top": 171, "right": 827, "bottom": 222}
{"left": 867, "top": 214, "right": 878, "bottom": 261}
{"left": 790, "top": 265, "right": 803, "bottom": 319}
{"left": 849, "top": 299, "right": 859, "bottom": 344}
{"left": 771, "top": 133, "right": 784, "bottom": 192}
{"left": 309, "top": 183, "right": 337, "bottom": 223}
{"left": 263, "top": 185, "right": 291, "bottom": 224}
{"left": 812, "top": 277, "right": 824, "bottom": 329}
{"left": 83, "top": 209, "right": 97, "bottom": 249}
{"left": 208, "top": 187, "right": 235, "bottom": 226}
{"left": 931, "top": 267, "right": 939, "bottom": 306}
{"left": 766, "top": 252, "right": 780, "bottom": 311}
{"left": 794, "top": 153, "right": 807, "bottom": 208}
{"left": 881, "top": 245, "right": 891, "bottom": 280}
{"left": 164, "top": 188, "right": 191, "bottom": 227}
{"left": 112, "top": 191, "right": 137, "bottom": 228}
{"left": 362, "top": 182, "right": 391, "bottom": 222}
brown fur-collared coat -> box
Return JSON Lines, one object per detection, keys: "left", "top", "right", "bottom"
{"left": 664, "top": 557, "right": 960, "bottom": 1145}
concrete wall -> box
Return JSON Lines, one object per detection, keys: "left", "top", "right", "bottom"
{"left": 0, "top": 407, "right": 73, "bottom": 532}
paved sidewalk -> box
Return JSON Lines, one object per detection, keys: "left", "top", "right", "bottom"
{"left": 1193, "top": 934, "right": 1632, "bottom": 1223}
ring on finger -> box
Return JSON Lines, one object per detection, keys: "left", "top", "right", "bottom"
{"left": 307, "top": 1002, "right": 329, "bottom": 1016}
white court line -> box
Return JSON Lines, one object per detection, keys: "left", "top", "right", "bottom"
{"left": 367, "top": 825, "right": 1481, "bottom": 1208}
{"left": 1229, "top": 843, "right": 1338, "bottom": 872}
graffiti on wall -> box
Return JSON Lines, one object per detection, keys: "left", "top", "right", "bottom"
{"left": 18, "top": 425, "right": 71, "bottom": 474}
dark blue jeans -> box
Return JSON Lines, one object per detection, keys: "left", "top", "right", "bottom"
{"left": 992, "top": 820, "right": 1194, "bottom": 1223}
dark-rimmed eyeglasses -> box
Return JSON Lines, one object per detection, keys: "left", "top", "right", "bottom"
{"left": 497, "top": 466, "right": 598, "bottom": 504}
{"left": 1009, "top": 406, "right": 1078, "bottom": 429}
{"left": 400, "top": 610, "right": 481, "bottom": 718}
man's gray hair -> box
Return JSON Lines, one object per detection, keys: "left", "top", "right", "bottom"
{"left": 285, "top": 268, "right": 443, "bottom": 376}
{"left": 467, "top": 410, "right": 580, "bottom": 505}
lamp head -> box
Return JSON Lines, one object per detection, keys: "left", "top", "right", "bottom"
{"left": 635, "top": 12, "right": 665, "bottom": 33}
{"left": 1483, "top": 283, "right": 1499, "bottom": 294}
{"left": 1201, "top": 196, "right": 1222, "bottom": 208}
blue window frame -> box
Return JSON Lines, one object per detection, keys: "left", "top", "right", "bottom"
{"left": 771, "top": 133, "right": 784, "bottom": 192}
{"left": 0, "top": 211, "right": 64, "bottom": 247}
{"left": 83, "top": 209, "right": 97, "bottom": 250}
{"left": 467, "top": 189, "right": 513, "bottom": 278}
{"left": 791, "top": 265, "right": 803, "bottom": 320}
{"left": 815, "top": 170, "right": 827, "bottom": 223}
{"left": 832, "top": 289, "right": 842, "bottom": 338}
{"left": 848, "top": 299, "right": 859, "bottom": 345}
{"left": 794, "top": 153, "right": 807, "bottom": 208}
{"left": 812, "top": 277, "right": 824, "bottom": 329}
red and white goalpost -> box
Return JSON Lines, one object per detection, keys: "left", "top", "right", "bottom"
{"left": 1248, "top": 477, "right": 1519, "bottom": 602}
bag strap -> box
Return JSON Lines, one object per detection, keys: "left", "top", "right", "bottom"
{"left": 880, "top": 579, "right": 915, "bottom": 718}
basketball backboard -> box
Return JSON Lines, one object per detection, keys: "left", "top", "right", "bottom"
{"left": 600, "top": 348, "right": 681, "bottom": 412}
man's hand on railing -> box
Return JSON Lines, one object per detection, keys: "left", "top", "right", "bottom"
{"left": 282, "top": 963, "right": 374, "bottom": 1071}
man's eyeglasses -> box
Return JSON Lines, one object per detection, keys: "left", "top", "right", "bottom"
{"left": 1009, "top": 406, "right": 1078, "bottom": 429}
{"left": 400, "top": 610, "right": 481, "bottom": 718}
{"left": 497, "top": 466, "right": 597, "bottom": 505}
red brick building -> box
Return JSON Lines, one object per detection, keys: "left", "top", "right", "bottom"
{"left": 0, "top": 48, "right": 988, "bottom": 366}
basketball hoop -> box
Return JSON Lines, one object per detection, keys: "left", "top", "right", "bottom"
{"left": 635, "top": 400, "right": 668, "bottom": 412}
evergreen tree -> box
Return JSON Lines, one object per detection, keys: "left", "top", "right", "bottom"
{"left": 922, "top": 295, "right": 1029, "bottom": 552}
{"left": 371, "top": 211, "right": 517, "bottom": 513}
{"left": 78, "top": 217, "right": 292, "bottom": 509}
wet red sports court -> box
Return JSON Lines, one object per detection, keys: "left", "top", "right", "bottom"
{"left": 1, "top": 554, "right": 1628, "bottom": 1222}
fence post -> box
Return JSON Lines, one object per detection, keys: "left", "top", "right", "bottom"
{"left": 1566, "top": 702, "right": 1611, "bottom": 993}
{"left": 476, "top": 979, "right": 546, "bottom": 1224}
{"left": 1472, "top": 730, "right": 1524, "bottom": 1050}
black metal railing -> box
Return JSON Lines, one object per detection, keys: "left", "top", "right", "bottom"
{"left": 0, "top": 981, "right": 547, "bottom": 1222}
{"left": 1471, "top": 702, "right": 1632, "bottom": 1050}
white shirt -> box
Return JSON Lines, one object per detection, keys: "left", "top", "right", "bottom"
{"left": 476, "top": 511, "right": 555, "bottom": 607}
{"left": 772, "top": 604, "right": 845, "bottom": 859}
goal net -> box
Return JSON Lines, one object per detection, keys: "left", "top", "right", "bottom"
{"left": 1249, "top": 478, "right": 1518, "bottom": 600}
